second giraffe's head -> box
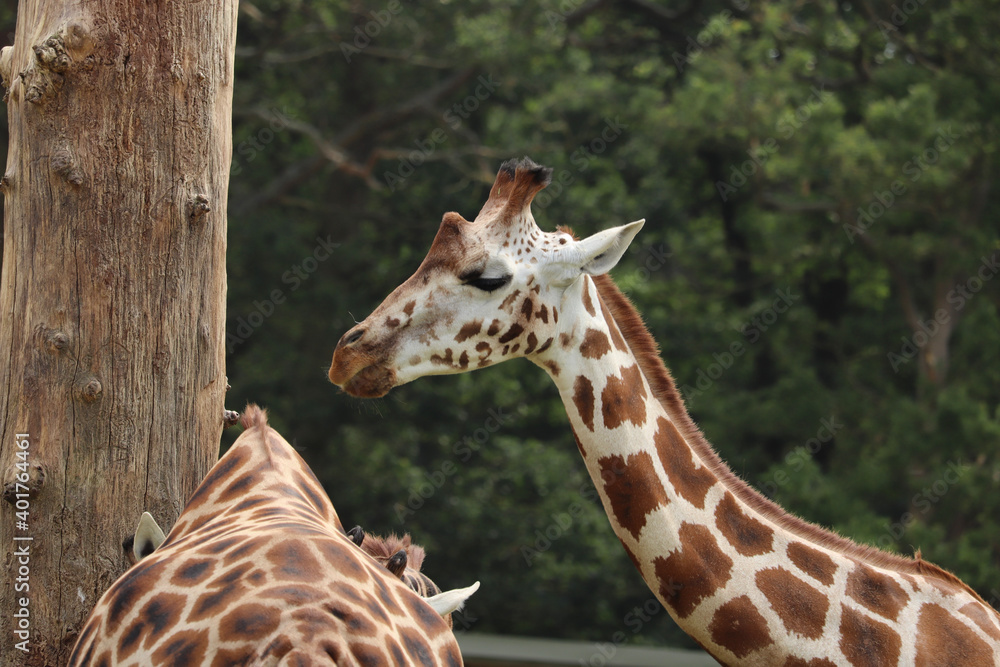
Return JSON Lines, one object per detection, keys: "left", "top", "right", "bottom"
{"left": 329, "top": 157, "right": 644, "bottom": 397}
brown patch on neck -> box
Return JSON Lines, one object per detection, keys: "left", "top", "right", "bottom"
{"left": 654, "top": 522, "right": 733, "bottom": 619}
{"left": 570, "top": 426, "right": 587, "bottom": 459}
{"left": 579, "top": 329, "right": 611, "bottom": 359}
{"left": 652, "top": 417, "right": 715, "bottom": 509}
{"left": 915, "top": 603, "right": 994, "bottom": 667}
{"left": 600, "top": 363, "right": 647, "bottom": 429}
{"left": 755, "top": 567, "right": 829, "bottom": 639}
{"left": 839, "top": 605, "right": 901, "bottom": 666}
{"left": 786, "top": 542, "right": 836, "bottom": 586}
{"left": 589, "top": 273, "right": 994, "bottom": 599}
{"left": 958, "top": 602, "right": 1000, "bottom": 640}
{"left": 582, "top": 284, "right": 597, "bottom": 317}
{"left": 708, "top": 595, "right": 774, "bottom": 660}
{"left": 845, "top": 563, "right": 909, "bottom": 622}
{"left": 598, "top": 298, "right": 628, "bottom": 352}
{"left": 715, "top": 492, "right": 774, "bottom": 557}
{"left": 597, "top": 451, "right": 668, "bottom": 541}
{"left": 572, "top": 375, "right": 595, "bottom": 431}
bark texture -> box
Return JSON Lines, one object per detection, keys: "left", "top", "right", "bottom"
{"left": 0, "top": 1, "right": 236, "bottom": 664}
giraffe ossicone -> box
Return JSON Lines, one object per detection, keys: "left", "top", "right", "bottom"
{"left": 330, "top": 157, "right": 1000, "bottom": 666}
{"left": 70, "top": 405, "right": 477, "bottom": 666}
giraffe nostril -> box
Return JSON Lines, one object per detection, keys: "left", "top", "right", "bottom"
{"left": 344, "top": 329, "right": 364, "bottom": 346}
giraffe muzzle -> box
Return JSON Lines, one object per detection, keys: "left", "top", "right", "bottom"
{"left": 328, "top": 344, "right": 398, "bottom": 398}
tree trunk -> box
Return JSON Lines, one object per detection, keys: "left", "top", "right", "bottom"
{"left": 0, "top": 1, "right": 236, "bottom": 664}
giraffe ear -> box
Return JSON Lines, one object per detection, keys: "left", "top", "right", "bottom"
{"left": 545, "top": 219, "right": 645, "bottom": 287}
{"left": 133, "top": 511, "right": 166, "bottom": 561}
{"left": 424, "top": 581, "right": 480, "bottom": 617}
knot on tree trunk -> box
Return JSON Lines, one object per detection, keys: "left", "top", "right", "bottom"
{"left": 189, "top": 194, "right": 211, "bottom": 223}
{"left": 78, "top": 376, "right": 103, "bottom": 403}
{"left": 34, "top": 36, "right": 70, "bottom": 74}
{"left": 44, "top": 329, "right": 70, "bottom": 352}
{"left": 51, "top": 150, "right": 85, "bottom": 186}
{"left": 3, "top": 461, "right": 46, "bottom": 504}
{"left": 24, "top": 35, "right": 68, "bottom": 104}
{"left": 20, "top": 22, "right": 95, "bottom": 105}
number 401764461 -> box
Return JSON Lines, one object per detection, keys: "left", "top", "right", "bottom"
{"left": 13, "top": 433, "right": 31, "bottom": 527}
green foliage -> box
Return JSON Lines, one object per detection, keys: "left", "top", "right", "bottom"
{"left": 220, "top": 0, "right": 1000, "bottom": 646}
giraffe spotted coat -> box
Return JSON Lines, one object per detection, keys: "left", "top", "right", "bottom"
{"left": 69, "top": 406, "right": 467, "bottom": 667}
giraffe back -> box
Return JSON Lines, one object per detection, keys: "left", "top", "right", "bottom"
{"left": 68, "top": 406, "right": 464, "bottom": 666}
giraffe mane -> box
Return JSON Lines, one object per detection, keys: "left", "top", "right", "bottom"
{"left": 590, "top": 273, "right": 992, "bottom": 602}
{"left": 240, "top": 403, "right": 270, "bottom": 431}
{"left": 361, "top": 533, "right": 428, "bottom": 572}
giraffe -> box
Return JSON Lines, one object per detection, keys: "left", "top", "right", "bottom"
{"left": 329, "top": 157, "right": 1000, "bottom": 666}
{"left": 69, "top": 405, "right": 478, "bottom": 667}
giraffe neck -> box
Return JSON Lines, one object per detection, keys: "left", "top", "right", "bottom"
{"left": 534, "top": 275, "right": 1000, "bottom": 665}
{"left": 540, "top": 275, "right": 747, "bottom": 639}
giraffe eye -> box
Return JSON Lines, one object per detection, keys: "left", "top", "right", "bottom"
{"left": 466, "top": 275, "right": 511, "bottom": 293}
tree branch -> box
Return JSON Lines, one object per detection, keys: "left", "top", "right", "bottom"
{"left": 231, "top": 155, "right": 327, "bottom": 218}
{"left": 333, "top": 65, "right": 477, "bottom": 148}
{"left": 231, "top": 66, "right": 481, "bottom": 214}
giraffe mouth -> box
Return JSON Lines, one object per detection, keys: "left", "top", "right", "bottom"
{"left": 342, "top": 365, "right": 397, "bottom": 398}
{"left": 329, "top": 350, "right": 397, "bottom": 398}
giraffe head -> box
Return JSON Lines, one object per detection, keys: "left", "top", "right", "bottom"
{"left": 330, "top": 157, "right": 643, "bottom": 396}
{"left": 351, "top": 528, "right": 438, "bottom": 594}
{"left": 348, "top": 526, "right": 480, "bottom": 624}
